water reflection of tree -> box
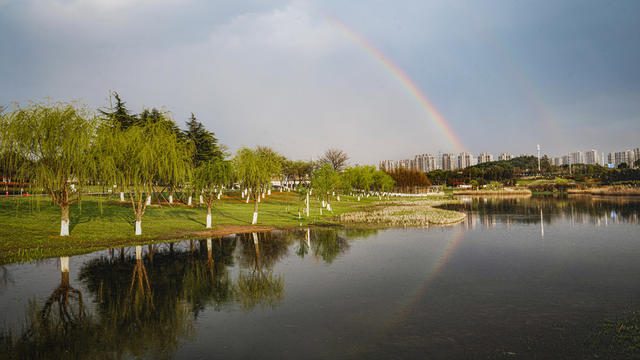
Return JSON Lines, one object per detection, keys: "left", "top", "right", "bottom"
{"left": 234, "top": 232, "right": 285, "bottom": 311}
{"left": 1, "top": 257, "right": 104, "bottom": 359}
{"left": 295, "top": 228, "right": 373, "bottom": 262}
{"left": 310, "top": 229, "right": 350, "bottom": 264}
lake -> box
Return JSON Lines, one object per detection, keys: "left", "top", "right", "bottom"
{"left": 1, "top": 195, "right": 639, "bottom": 359}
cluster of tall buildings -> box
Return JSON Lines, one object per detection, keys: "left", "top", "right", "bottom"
{"left": 379, "top": 151, "right": 516, "bottom": 172}
{"left": 380, "top": 146, "right": 640, "bottom": 173}
{"left": 552, "top": 148, "right": 640, "bottom": 168}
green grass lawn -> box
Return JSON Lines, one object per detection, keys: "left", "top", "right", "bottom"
{"left": 0, "top": 191, "right": 408, "bottom": 264}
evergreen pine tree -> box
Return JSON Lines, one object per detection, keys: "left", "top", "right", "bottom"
{"left": 98, "top": 92, "right": 136, "bottom": 129}
{"left": 184, "top": 113, "right": 222, "bottom": 166}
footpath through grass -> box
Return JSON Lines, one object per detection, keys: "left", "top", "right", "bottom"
{"left": 0, "top": 191, "right": 452, "bottom": 264}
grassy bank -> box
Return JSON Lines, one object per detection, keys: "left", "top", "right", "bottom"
{"left": 0, "top": 191, "right": 459, "bottom": 264}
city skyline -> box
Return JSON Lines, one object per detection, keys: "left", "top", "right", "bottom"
{"left": 380, "top": 145, "right": 640, "bottom": 171}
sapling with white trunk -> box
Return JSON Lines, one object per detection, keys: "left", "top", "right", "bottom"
{"left": 234, "top": 146, "right": 282, "bottom": 225}
{"left": 310, "top": 163, "right": 339, "bottom": 217}
{"left": 0, "top": 102, "right": 97, "bottom": 237}
{"left": 194, "top": 158, "right": 233, "bottom": 229}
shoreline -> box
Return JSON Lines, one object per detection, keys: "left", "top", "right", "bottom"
{"left": 0, "top": 196, "right": 465, "bottom": 265}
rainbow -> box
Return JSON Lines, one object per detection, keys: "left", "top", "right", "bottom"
{"left": 322, "top": 14, "right": 465, "bottom": 153}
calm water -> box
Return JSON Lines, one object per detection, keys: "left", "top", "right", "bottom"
{"left": 1, "top": 195, "right": 640, "bottom": 359}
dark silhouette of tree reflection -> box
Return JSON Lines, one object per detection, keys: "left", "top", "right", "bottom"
{"left": 0, "top": 229, "right": 376, "bottom": 358}
{"left": 0, "top": 258, "right": 104, "bottom": 359}
{"left": 234, "top": 232, "right": 286, "bottom": 311}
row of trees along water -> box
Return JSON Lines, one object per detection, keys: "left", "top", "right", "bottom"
{"left": 0, "top": 96, "right": 395, "bottom": 237}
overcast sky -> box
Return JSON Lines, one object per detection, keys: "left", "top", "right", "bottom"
{"left": 1, "top": 0, "right": 639, "bottom": 164}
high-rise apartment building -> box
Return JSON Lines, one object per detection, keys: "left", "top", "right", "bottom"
{"left": 442, "top": 153, "right": 456, "bottom": 171}
{"left": 614, "top": 151, "right": 628, "bottom": 166}
{"left": 415, "top": 154, "right": 436, "bottom": 172}
{"left": 569, "top": 151, "right": 583, "bottom": 165}
{"left": 477, "top": 152, "right": 493, "bottom": 164}
{"left": 379, "top": 160, "right": 394, "bottom": 171}
{"left": 626, "top": 149, "right": 636, "bottom": 167}
{"left": 498, "top": 152, "right": 513, "bottom": 161}
{"left": 457, "top": 152, "right": 472, "bottom": 169}
{"left": 553, "top": 157, "right": 563, "bottom": 166}
{"left": 583, "top": 150, "right": 598, "bottom": 165}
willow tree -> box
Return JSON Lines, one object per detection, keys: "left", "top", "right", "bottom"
{"left": 0, "top": 102, "right": 97, "bottom": 236}
{"left": 311, "top": 163, "right": 340, "bottom": 211}
{"left": 193, "top": 158, "right": 234, "bottom": 228}
{"left": 98, "top": 120, "right": 192, "bottom": 235}
{"left": 234, "top": 146, "right": 281, "bottom": 224}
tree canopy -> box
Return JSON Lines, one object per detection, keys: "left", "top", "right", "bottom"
{"left": 0, "top": 102, "right": 98, "bottom": 236}
{"left": 318, "top": 148, "right": 349, "bottom": 172}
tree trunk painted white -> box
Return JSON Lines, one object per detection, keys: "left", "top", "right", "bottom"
{"left": 206, "top": 213, "right": 212, "bottom": 228}
{"left": 135, "top": 220, "right": 142, "bottom": 235}
{"left": 320, "top": 208, "right": 323, "bottom": 215}
{"left": 262, "top": 192, "right": 265, "bottom": 199}
{"left": 332, "top": 191, "right": 335, "bottom": 196}
{"left": 136, "top": 245, "right": 142, "bottom": 260}
{"left": 298, "top": 211, "right": 301, "bottom": 219}
{"left": 306, "top": 228, "right": 311, "bottom": 248}
{"left": 120, "top": 192, "right": 125, "bottom": 202}
{"left": 188, "top": 196, "right": 192, "bottom": 206}
{"left": 60, "top": 219, "right": 69, "bottom": 236}
{"left": 169, "top": 195, "right": 173, "bottom": 203}
{"left": 200, "top": 195, "right": 203, "bottom": 204}
{"left": 207, "top": 238, "right": 212, "bottom": 252}
{"left": 252, "top": 232, "right": 259, "bottom": 245}
{"left": 310, "top": 189, "right": 312, "bottom": 195}
{"left": 246, "top": 194, "right": 250, "bottom": 203}
{"left": 357, "top": 196, "right": 360, "bottom": 201}
{"left": 337, "top": 195, "right": 340, "bottom": 201}
{"left": 146, "top": 196, "right": 151, "bottom": 205}
{"left": 327, "top": 203, "right": 331, "bottom": 211}
{"left": 257, "top": 195, "right": 260, "bottom": 203}
{"left": 268, "top": 189, "right": 271, "bottom": 195}
{"left": 60, "top": 256, "right": 69, "bottom": 273}
{"left": 252, "top": 211, "right": 258, "bottom": 225}
{"left": 322, "top": 200, "right": 325, "bottom": 208}
{"left": 306, "top": 192, "right": 310, "bottom": 216}
{"left": 217, "top": 193, "right": 221, "bottom": 200}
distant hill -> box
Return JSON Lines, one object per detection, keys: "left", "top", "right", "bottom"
{"left": 471, "top": 156, "right": 542, "bottom": 170}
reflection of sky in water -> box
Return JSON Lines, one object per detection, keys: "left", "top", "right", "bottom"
{"left": 1, "top": 195, "right": 640, "bottom": 359}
